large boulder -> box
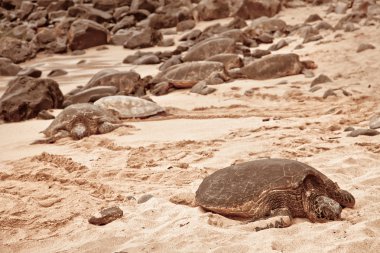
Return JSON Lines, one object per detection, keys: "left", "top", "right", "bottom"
{"left": 194, "top": 0, "right": 230, "bottom": 21}
{"left": 232, "top": 0, "right": 282, "bottom": 20}
{"left": 0, "top": 57, "right": 22, "bottom": 76}
{"left": 93, "top": 0, "right": 129, "bottom": 11}
{"left": 68, "top": 19, "right": 109, "bottom": 51}
{"left": 123, "top": 27, "right": 162, "bottom": 49}
{"left": 0, "top": 37, "right": 36, "bottom": 63}
{"left": 0, "top": 76, "right": 64, "bottom": 122}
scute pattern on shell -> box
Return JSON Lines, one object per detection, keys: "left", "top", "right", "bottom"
{"left": 94, "top": 95, "right": 165, "bottom": 118}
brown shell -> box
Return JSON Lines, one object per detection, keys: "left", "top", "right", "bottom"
{"left": 195, "top": 159, "right": 337, "bottom": 214}
{"left": 42, "top": 103, "right": 120, "bottom": 137}
{"left": 154, "top": 61, "right": 225, "bottom": 88}
{"left": 240, "top": 54, "right": 303, "bottom": 80}
{"left": 182, "top": 37, "right": 235, "bottom": 62}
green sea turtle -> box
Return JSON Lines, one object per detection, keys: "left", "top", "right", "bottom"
{"left": 171, "top": 158, "right": 355, "bottom": 231}
{"left": 151, "top": 61, "right": 229, "bottom": 88}
{"left": 32, "top": 103, "right": 126, "bottom": 144}
{"left": 94, "top": 95, "right": 165, "bottom": 118}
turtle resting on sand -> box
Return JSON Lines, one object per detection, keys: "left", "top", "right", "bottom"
{"left": 151, "top": 61, "right": 229, "bottom": 89}
{"left": 171, "top": 158, "right": 355, "bottom": 231}
{"left": 32, "top": 103, "right": 125, "bottom": 144}
{"left": 94, "top": 95, "right": 165, "bottom": 118}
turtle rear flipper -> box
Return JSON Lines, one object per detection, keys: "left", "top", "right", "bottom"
{"left": 241, "top": 208, "right": 293, "bottom": 232}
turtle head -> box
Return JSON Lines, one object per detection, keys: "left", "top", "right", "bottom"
{"left": 308, "top": 194, "right": 342, "bottom": 222}
{"left": 71, "top": 122, "right": 89, "bottom": 140}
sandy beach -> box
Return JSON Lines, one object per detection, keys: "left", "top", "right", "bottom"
{"left": 0, "top": 2, "right": 380, "bottom": 253}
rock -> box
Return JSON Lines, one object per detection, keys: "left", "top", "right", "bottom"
{"left": 0, "top": 37, "right": 36, "bottom": 63}
{"left": 150, "top": 81, "right": 175, "bottom": 96}
{"left": 149, "top": 13, "right": 179, "bottom": 29}
{"left": 369, "top": 114, "right": 380, "bottom": 129}
{"left": 305, "top": 14, "right": 322, "bottom": 23}
{"left": 112, "top": 15, "right": 136, "bottom": 33}
{"left": 37, "top": 110, "right": 55, "bottom": 120}
{"left": 9, "top": 24, "right": 36, "bottom": 42}
{"left": 17, "top": 67, "right": 42, "bottom": 78}
{"left": 240, "top": 54, "right": 304, "bottom": 80}
{"left": 194, "top": 0, "right": 230, "bottom": 21}
{"left": 27, "top": 9, "right": 47, "bottom": 27}
{"left": 251, "top": 49, "right": 271, "bottom": 58}
{"left": 322, "top": 89, "right": 337, "bottom": 99}
{"left": 48, "top": 69, "right": 68, "bottom": 77}
{"left": 268, "top": 39, "right": 288, "bottom": 51}
{"left": 134, "top": 54, "right": 160, "bottom": 65}
{"left": 67, "top": 5, "right": 112, "bottom": 23}
{"left": 315, "top": 21, "right": 333, "bottom": 30}
{"left": 123, "top": 28, "right": 162, "bottom": 49}
{"left": 206, "top": 54, "right": 243, "bottom": 70}
{"left": 0, "top": 76, "right": 63, "bottom": 122}
{"left": 17, "top": 1, "right": 36, "bottom": 20}
{"left": 68, "top": 19, "right": 109, "bottom": 51}
{"left": 33, "top": 28, "right": 67, "bottom": 53}
{"left": 157, "top": 38, "right": 175, "bottom": 47}
{"left": 176, "top": 20, "right": 196, "bottom": 32}
{"left": 310, "top": 74, "right": 332, "bottom": 87}
{"left": 344, "top": 126, "right": 355, "bottom": 132}
{"left": 347, "top": 129, "right": 380, "bottom": 137}
{"left": 63, "top": 86, "right": 118, "bottom": 107}
{"left": 93, "top": 0, "right": 127, "bottom": 11}
{"left": 191, "top": 81, "right": 216, "bottom": 95}
{"left": 357, "top": 43, "right": 375, "bottom": 53}
{"left": 232, "top": 0, "right": 282, "bottom": 20}
{"left": 46, "top": 0, "right": 74, "bottom": 12}
{"left": 0, "top": 57, "right": 21, "bottom": 76}
{"left": 303, "top": 34, "right": 323, "bottom": 43}
{"left": 71, "top": 49, "right": 86, "bottom": 55}
{"left": 137, "top": 194, "right": 154, "bottom": 204}
{"left": 88, "top": 206, "right": 123, "bottom": 226}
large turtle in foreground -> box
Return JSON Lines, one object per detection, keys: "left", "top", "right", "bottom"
{"left": 32, "top": 104, "right": 125, "bottom": 144}
{"left": 171, "top": 158, "right": 355, "bottom": 231}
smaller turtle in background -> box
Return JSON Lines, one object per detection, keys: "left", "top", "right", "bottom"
{"left": 32, "top": 103, "right": 126, "bottom": 144}
{"left": 94, "top": 95, "right": 165, "bottom": 119}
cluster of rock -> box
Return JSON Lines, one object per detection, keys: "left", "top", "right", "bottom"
{"left": 1, "top": 0, "right": 379, "bottom": 123}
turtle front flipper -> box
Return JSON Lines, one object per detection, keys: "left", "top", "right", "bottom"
{"left": 334, "top": 189, "right": 355, "bottom": 208}
{"left": 98, "top": 122, "right": 127, "bottom": 134}
{"left": 31, "top": 130, "right": 70, "bottom": 144}
{"left": 239, "top": 208, "right": 293, "bottom": 232}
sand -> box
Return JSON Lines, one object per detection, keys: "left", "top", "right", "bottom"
{"left": 1, "top": 4, "right": 380, "bottom": 253}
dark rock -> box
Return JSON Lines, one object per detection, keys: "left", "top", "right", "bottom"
{"left": 48, "top": 69, "right": 68, "bottom": 77}
{"left": 195, "top": 0, "right": 230, "bottom": 21}
{"left": 232, "top": 0, "right": 282, "bottom": 20}
{"left": 137, "top": 194, "right": 154, "bottom": 204}
{"left": 130, "top": 0, "right": 160, "bottom": 13}
{"left": 123, "top": 28, "right": 162, "bottom": 49}
{"left": 149, "top": 13, "right": 179, "bottom": 29}
{"left": 133, "top": 54, "right": 160, "bottom": 65}
{"left": 357, "top": 43, "right": 375, "bottom": 53}
{"left": 251, "top": 49, "right": 271, "bottom": 58}
{"left": 176, "top": 20, "right": 196, "bottom": 32}
{"left": 157, "top": 38, "right": 175, "bottom": 47}
{"left": 112, "top": 15, "right": 136, "bottom": 33}
{"left": 305, "top": 14, "right": 322, "bottom": 23}
{"left": 347, "top": 129, "right": 380, "bottom": 137}
{"left": 150, "top": 81, "right": 175, "bottom": 95}
{"left": 27, "top": 9, "right": 47, "bottom": 27}
{"left": 344, "top": 126, "right": 355, "bottom": 132}
{"left": 0, "top": 37, "right": 36, "bottom": 63}
{"left": 0, "top": 57, "right": 22, "bottom": 76}
{"left": 68, "top": 19, "right": 109, "bottom": 51}
{"left": 63, "top": 86, "right": 118, "bottom": 107}
{"left": 17, "top": 67, "right": 42, "bottom": 78}
{"left": 0, "top": 76, "right": 63, "bottom": 122}
{"left": 17, "top": 1, "right": 36, "bottom": 20}
{"left": 113, "top": 6, "right": 131, "bottom": 21}
{"left": 46, "top": 0, "right": 74, "bottom": 12}
{"left": 190, "top": 81, "right": 216, "bottom": 95}
{"left": 227, "top": 17, "right": 248, "bottom": 29}
{"left": 33, "top": 28, "right": 67, "bottom": 53}
{"left": 67, "top": 5, "right": 113, "bottom": 23}
{"left": 88, "top": 206, "right": 123, "bottom": 226}
{"left": 257, "top": 33, "right": 274, "bottom": 43}
{"left": 310, "top": 74, "right": 332, "bottom": 87}
{"left": 9, "top": 24, "right": 36, "bottom": 42}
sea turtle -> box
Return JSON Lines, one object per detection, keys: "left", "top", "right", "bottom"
{"left": 239, "top": 53, "right": 314, "bottom": 80}
{"left": 32, "top": 103, "right": 125, "bottom": 144}
{"left": 94, "top": 95, "right": 165, "bottom": 118}
{"left": 151, "top": 61, "right": 229, "bottom": 89}
{"left": 171, "top": 158, "right": 355, "bottom": 231}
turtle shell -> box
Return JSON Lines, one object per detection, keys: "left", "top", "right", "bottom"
{"left": 195, "top": 158, "right": 336, "bottom": 216}
{"left": 42, "top": 103, "right": 120, "bottom": 137}
{"left": 94, "top": 95, "right": 165, "bottom": 118}
{"left": 182, "top": 37, "right": 235, "bottom": 62}
{"left": 154, "top": 61, "right": 225, "bottom": 88}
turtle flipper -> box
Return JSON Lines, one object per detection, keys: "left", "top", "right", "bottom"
{"left": 98, "top": 122, "right": 129, "bottom": 134}
{"left": 242, "top": 208, "right": 293, "bottom": 232}
{"left": 31, "top": 131, "right": 70, "bottom": 145}
{"left": 336, "top": 189, "right": 355, "bottom": 208}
